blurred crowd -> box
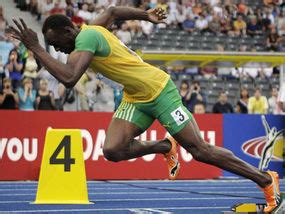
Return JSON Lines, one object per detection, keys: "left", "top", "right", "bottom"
{"left": 0, "top": 0, "right": 284, "bottom": 114}
{"left": 10, "top": 0, "right": 285, "bottom": 47}
{"left": 178, "top": 79, "right": 284, "bottom": 115}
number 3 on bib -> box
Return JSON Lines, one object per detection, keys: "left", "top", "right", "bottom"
{"left": 171, "top": 106, "right": 189, "bottom": 126}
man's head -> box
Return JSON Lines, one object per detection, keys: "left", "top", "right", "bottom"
{"left": 254, "top": 87, "right": 261, "bottom": 99}
{"left": 194, "top": 102, "right": 206, "bottom": 114}
{"left": 180, "top": 80, "right": 189, "bottom": 91}
{"left": 39, "top": 79, "right": 49, "bottom": 91}
{"left": 42, "top": 14, "right": 78, "bottom": 54}
{"left": 192, "top": 80, "right": 200, "bottom": 92}
{"left": 271, "top": 87, "right": 278, "bottom": 97}
{"left": 121, "top": 22, "right": 129, "bottom": 31}
{"left": 81, "top": 3, "right": 88, "bottom": 11}
{"left": 237, "top": 15, "right": 243, "bottom": 22}
{"left": 219, "top": 91, "right": 228, "bottom": 104}
{"left": 3, "top": 78, "right": 11, "bottom": 89}
{"left": 250, "top": 16, "right": 257, "bottom": 25}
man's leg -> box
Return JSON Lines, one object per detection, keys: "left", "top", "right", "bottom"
{"left": 103, "top": 118, "right": 171, "bottom": 162}
{"left": 173, "top": 119, "right": 272, "bottom": 187}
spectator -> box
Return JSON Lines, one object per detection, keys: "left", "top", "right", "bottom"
{"left": 65, "top": 0, "right": 78, "bottom": 18}
{"left": 212, "top": 2, "right": 223, "bottom": 17}
{"left": 37, "top": 67, "right": 62, "bottom": 110}
{"left": 17, "top": 77, "right": 36, "bottom": 111}
{"left": 76, "top": 74, "right": 89, "bottom": 111}
{"left": 185, "top": 80, "right": 206, "bottom": 113}
{"left": 58, "top": 76, "right": 89, "bottom": 111}
{"left": 213, "top": 91, "right": 234, "bottom": 113}
{"left": 38, "top": 0, "right": 55, "bottom": 21}
{"left": 268, "top": 87, "right": 281, "bottom": 114}
{"left": 192, "top": 2, "right": 202, "bottom": 16}
{"left": 166, "top": 2, "right": 186, "bottom": 27}
{"left": 276, "top": 10, "right": 285, "bottom": 34}
{"left": 23, "top": 50, "right": 38, "bottom": 80}
{"left": 208, "top": 14, "right": 221, "bottom": 35}
{"left": 58, "top": 83, "right": 78, "bottom": 111}
{"left": 116, "top": 22, "right": 132, "bottom": 45}
{"left": 220, "top": 14, "right": 235, "bottom": 36}
{"left": 267, "top": 27, "right": 282, "bottom": 51}
{"left": 5, "top": 49, "right": 23, "bottom": 89}
{"left": 262, "top": 9, "right": 273, "bottom": 31}
{"left": 195, "top": 14, "right": 209, "bottom": 33}
{"left": 182, "top": 14, "right": 196, "bottom": 33}
{"left": 49, "top": 1, "right": 65, "bottom": 15}
{"left": 237, "top": 0, "right": 249, "bottom": 15}
{"left": 28, "top": 0, "right": 38, "bottom": 16}
{"left": 258, "top": 67, "right": 273, "bottom": 79}
{"left": 247, "top": 16, "right": 263, "bottom": 36}
{"left": 77, "top": 3, "right": 92, "bottom": 23}
{"left": 233, "top": 15, "right": 247, "bottom": 36}
{"left": 141, "top": 20, "right": 154, "bottom": 38}
{"left": 236, "top": 87, "right": 249, "bottom": 114}
{"left": 189, "top": 80, "right": 206, "bottom": 111}
{"left": 193, "top": 101, "right": 206, "bottom": 114}
{"left": 0, "top": 78, "right": 19, "bottom": 109}
{"left": 127, "top": 20, "right": 142, "bottom": 37}
{"left": 248, "top": 88, "right": 268, "bottom": 114}
{"left": 92, "top": 80, "right": 115, "bottom": 112}
{"left": 263, "top": 7, "right": 275, "bottom": 25}
{"left": 179, "top": 80, "right": 191, "bottom": 109}
{"left": 0, "top": 37, "right": 15, "bottom": 82}
{"left": 36, "top": 79, "right": 55, "bottom": 110}
{"left": 200, "top": 66, "right": 217, "bottom": 79}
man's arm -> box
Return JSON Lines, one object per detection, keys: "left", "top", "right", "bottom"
{"left": 31, "top": 46, "right": 93, "bottom": 88}
{"left": 92, "top": 6, "right": 166, "bottom": 28}
{"left": 10, "top": 18, "right": 93, "bottom": 88}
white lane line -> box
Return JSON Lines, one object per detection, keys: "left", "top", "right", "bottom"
{"left": 0, "top": 183, "right": 284, "bottom": 187}
{"left": 0, "top": 184, "right": 262, "bottom": 188}
{"left": 129, "top": 208, "right": 171, "bottom": 213}
{"left": 1, "top": 179, "right": 284, "bottom": 184}
{"left": 0, "top": 186, "right": 271, "bottom": 191}
{"left": 0, "top": 196, "right": 257, "bottom": 204}
{"left": 0, "top": 191, "right": 263, "bottom": 196}
{"left": 0, "top": 206, "right": 230, "bottom": 213}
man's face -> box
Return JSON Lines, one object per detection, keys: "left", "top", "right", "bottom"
{"left": 251, "top": 18, "right": 257, "bottom": 25}
{"left": 44, "top": 29, "right": 76, "bottom": 54}
{"left": 271, "top": 88, "right": 278, "bottom": 97}
{"left": 219, "top": 93, "right": 227, "bottom": 104}
{"left": 255, "top": 90, "right": 261, "bottom": 98}
{"left": 194, "top": 104, "right": 205, "bottom": 114}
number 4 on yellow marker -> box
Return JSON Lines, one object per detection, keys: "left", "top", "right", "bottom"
{"left": 33, "top": 129, "right": 92, "bottom": 204}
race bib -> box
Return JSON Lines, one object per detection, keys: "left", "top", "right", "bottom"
{"left": 171, "top": 106, "right": 189, "bottom": 126}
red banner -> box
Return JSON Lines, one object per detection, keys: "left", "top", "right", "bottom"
{"left": 0, "top": 111, "right": 223, "bottom": 180}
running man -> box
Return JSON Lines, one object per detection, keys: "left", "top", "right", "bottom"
{"left": 10, "top": 6, "right": 281, "bottom": 212}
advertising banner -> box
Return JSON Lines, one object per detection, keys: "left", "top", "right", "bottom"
{"left": 0, "top": 111, "right": 223, "bottom": 180}
{"left": 223, "top": 114, "right": 285, "bottom": 178}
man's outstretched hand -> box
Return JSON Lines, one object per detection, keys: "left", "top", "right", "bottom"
{"left": 147, "top": 8, "right": 167, "bottom": 24}
{"left": 9, "top": 18, "right": 40, "bottom": 50}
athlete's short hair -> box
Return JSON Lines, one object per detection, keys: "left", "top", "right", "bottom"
{"left": 42, "top": 14, "right": 74, "bottom": 34}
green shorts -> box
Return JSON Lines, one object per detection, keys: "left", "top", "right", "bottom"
{"left": 113, "top": 79, "right": 193, "bottom": 135}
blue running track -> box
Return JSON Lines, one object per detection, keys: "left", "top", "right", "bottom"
{"left": 0, "top": 179, "right": 284, "bottom": 213}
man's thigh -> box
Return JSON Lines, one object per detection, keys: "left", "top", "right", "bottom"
{"left": 105, "top": 101, "right": 155, "bottom": 148}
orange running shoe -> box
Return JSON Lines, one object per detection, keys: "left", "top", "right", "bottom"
{"left": 164, "top": 136, "right": 180, "bottom": 180}
{"left": 261, "top": 171, "right": 281, "bottom": 213}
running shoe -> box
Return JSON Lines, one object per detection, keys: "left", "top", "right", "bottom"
{"left": 164, "top": 136, "right": 180, "bottom": 180}
{"left": 261, "top": 171, "right": 281, "bottom": 213}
